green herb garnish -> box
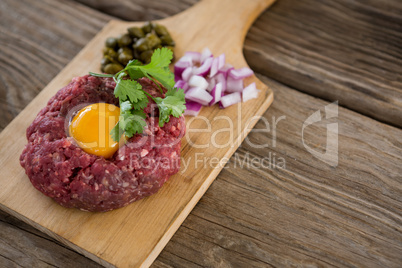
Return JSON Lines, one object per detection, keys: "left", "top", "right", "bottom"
{"left": 90, "top": 47, "right": 186, "bottom": 142}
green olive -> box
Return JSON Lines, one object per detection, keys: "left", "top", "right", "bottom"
{"left": 140, "top": 50, "right": 153, "bottom": 64}
{"left": 104, "top": 63, "right": 124, "bottom": 74}
{"left": 127, "top": 26, "right": 145, "bottom": 39}
{"left": 133, "top": 38, "right": 149, "bottom": 52}
{"left": 117, "top": 33, "right": 132, "bottom": 47}
{"left": 154, "top": 24, "right": 169, "bottom": 37}
{"left": 160, "top": 34, "right": 175, "bottom": 46}
{"left": 105, "top": 37, "right": 117, "bottom": 49}
{"left": 141, "top": 21, "right": 153, "bottom": 34}
{"left": 145, "top": 33, "right": 161, "bottom": 49}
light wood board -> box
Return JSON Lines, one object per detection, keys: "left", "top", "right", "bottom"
{"left": 0, "top": 0, "right": 275, "bottom": 267}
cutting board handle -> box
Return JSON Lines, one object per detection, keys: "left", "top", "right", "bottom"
{"left": 162, "top": 0, "right": 276, "bottom": 56}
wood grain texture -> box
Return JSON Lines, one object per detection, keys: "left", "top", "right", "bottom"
{"left": 0, "top": 0, "right": 401, "bottom": 267}
{"left": 0, "top": 209, "right": 101, "bottom": 268}
{"left": 0, "top": 0, "right": 275, "bottom": 267}
{"left": 78, "top": 0, "right": 402, "bottom": 127}
{"left": 74, "top": 0, "right": 199, "bottom": 21}
{"left": 243, "top": 0, "right": 402, "bottom": 127}
{"left": 156, "top": 76, "right": 402, "bottom": 268}
{"left": 0, "top": 0, "right": 113, "bottom": 131}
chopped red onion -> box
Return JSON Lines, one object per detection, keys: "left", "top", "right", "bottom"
{"left": 175, "top": 48, "right": 260, "bottom": 112}
{"left": 242, "top": 82, "right": 260, "bottom": 102}
{"left": 177, "top": 55, "right": 193, "bottom": 64}
{"left": 220, "top": 92, "right": 242, "bottom": 108}
{"left": 210, "top": 58, "right": 219, "bottom": 77}
{"left": 193, "top": 57, "right": 213, "bottom": 76}
{"left": 217, "top": 54, "right": 226, "bottom": 70}
{"left": 186, "top": 87, "right": 213, "bottom": 106}
{"left": 206, "top": 76, "right": 216, "bottom": 92}
{"left": 184, "top": 51, "right": 201, "bottom": 63}
{"left": 174, "top": 80, "right": 189, "bottom": 92}
{"left": 189, "top": 75, "right": 208, "bottom": 91}
{"left": 200, "top": 47, "right": 213, "bottom": 62}
{"left": 209, "top": 82, "right": 223, "bottom": 106}
{"left": 229, "top": 67, "right": 254, "bottom": 79}
{"left": 215, "top": 73, "right": 226, "bottom": 92}
{"left": 218, "top": 63, "right": 233, "bottom": 78}
{"left": 174, "top": 60, "right": 191, "bottom": 79}
{"left": 226, "top": 75, "right": 244, "bottom": 92}
{"left": 182, "top": 67, "right": 193, "bottom": 81}
{"left": 184, "top": 101, "right": 203, "bottom": 116}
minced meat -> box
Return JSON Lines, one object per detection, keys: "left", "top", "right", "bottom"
{"left": 20, "top": 75, "right": 185, "bottom": 212}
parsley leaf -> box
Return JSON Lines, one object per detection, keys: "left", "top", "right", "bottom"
{"left": 154, "top": 87, "right": 186, "bottom": 127}
{"left": 90, "top": 46, "right": 185, "bottom": 142}
{"left": 110, "top": 106, "right": 147, "bottom": 141}
{"left": 126, "top": 48, "right": 175, "bottom": 91}
{"left": 149, "top": 47, "right": 173, "bottom": 68}
{"left": 114, "top": 79, "right": 146, "bottom": 104}
{"left": 120, "top": 100, "right": 133, "bottom": 112}
{"left": 126, "top": 59, "right": 143, "bottom": 68}
{"left": 119, "top": 109, "right": 147, "bottom": 137}
{"left": 110, "top": 122, "right": 124, "bottom": 143}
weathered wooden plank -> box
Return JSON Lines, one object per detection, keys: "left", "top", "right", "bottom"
{"left": 0, "top": 209, "right": 102, "bottom": 268}
{"left": 244, "top": 0, "right": 402, "bottom": 127}
{"left": 0, "top": 0, "right": 112, "bottom": 131}
{"left": 74, "top": 0, "right": 198, "bottom": 21}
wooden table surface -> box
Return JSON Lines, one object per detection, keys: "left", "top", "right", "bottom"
{"left": 0, "top": 0, "right": 401, "bottom": 267}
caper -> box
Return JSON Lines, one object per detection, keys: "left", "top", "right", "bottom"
{"left": 165, "top": 46, "right": 175, "bottom": 60}
{"left": 133, "top": 48, "right": 141, "bottom": 60}
{"left": 103, "top": 48, "right": 118, "bottom": 61}
{"left": 117, "top": 47, "right": 133, "bottom": 55}
{"left": 105, "top": 37, "right": 117, "bottom": 49}
{"left": 166, "top": 46, "right": 175, "bottom": 53}
{"left": 117, "top": 33, "right": 132, "bottom": 47}
{"left": 101, "top": 21, "right": 175, "bottom": 66}
{"left": 118, "top": 51, "right": 134, "bottom": 65}
{"left": 103, "top": 47, "right": 113, "bottom": 55}
{"left": 104, "top": 63, "right": 124, "bottom": 74}
{"left": 154, "top": 24, "right": 169, "bottom": 37}
{"left": 140, "top": 50, "right": 154, "bottom": 64}
{"left": 109, "top": 50, "right": 119, "bottom": 61}
{"left": 134, "top": 38, "right": 149, "bottom": 52}
{"left": 160, "top": 34, "right": 175, "bottom": 46}
{"left": 127, "top": 26, "right": 145, "bottom": 39}
{"left": 101, "top": 56, "right": 112, "bottom": 66}
{"left": 145, "top": 33, "right": 161, "bottom": 49}
{"left": 141, "top": 21, "right": 154, "bottom": 34}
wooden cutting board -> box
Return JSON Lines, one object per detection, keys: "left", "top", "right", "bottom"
{"left": 0, "top": 0, "right": 275, "bottom": 267}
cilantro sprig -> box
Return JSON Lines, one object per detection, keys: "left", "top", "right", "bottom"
{"left": 90, "top": 47, "right": 186, "bottom": 142}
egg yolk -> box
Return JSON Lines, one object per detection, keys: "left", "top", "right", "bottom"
{"left": 69, "top": 103, "right": 121, "bottom": 159}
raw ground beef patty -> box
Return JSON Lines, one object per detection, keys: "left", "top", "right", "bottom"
{"left": 20, "top": 75, "right": 185, "bottom": 212}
